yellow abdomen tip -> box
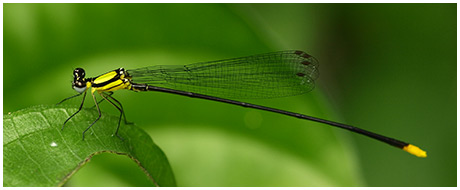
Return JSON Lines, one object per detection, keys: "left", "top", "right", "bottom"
{"left": 403, "top": 144, "right": 427, "bottom": 158}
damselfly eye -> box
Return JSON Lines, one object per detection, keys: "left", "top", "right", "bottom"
{"left": 74, "top": 68, "right": 85, "bottom": 79}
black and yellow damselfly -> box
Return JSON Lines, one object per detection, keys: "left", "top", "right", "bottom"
{"left": 58, "top": 50, "right": 426, "bottom": 157}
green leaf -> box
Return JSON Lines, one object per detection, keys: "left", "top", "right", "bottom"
{"left": 3, "top": 105, "right": 176, "bottom": 187}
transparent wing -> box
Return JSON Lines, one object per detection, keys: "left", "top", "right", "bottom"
{"left": 127, "top": 50, "right": 319, "bottom": 99}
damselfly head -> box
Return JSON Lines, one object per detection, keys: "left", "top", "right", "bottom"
{"left": 72, "top": 68, "right": 87, "bottom": 93}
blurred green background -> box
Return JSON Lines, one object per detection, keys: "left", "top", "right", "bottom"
{"left": 3, "top": 3, "right": 456, "bottom": 187}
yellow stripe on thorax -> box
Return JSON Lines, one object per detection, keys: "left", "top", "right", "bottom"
{"left": 95, "top": 79, "right": 131, "bottom": 92}
{"left": 93, "top": 71, "right": 118, "bottom": 84}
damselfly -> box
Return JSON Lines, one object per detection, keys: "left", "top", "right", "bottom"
{"left": 58, "top": 50, "right": 426, "bottom": 157}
